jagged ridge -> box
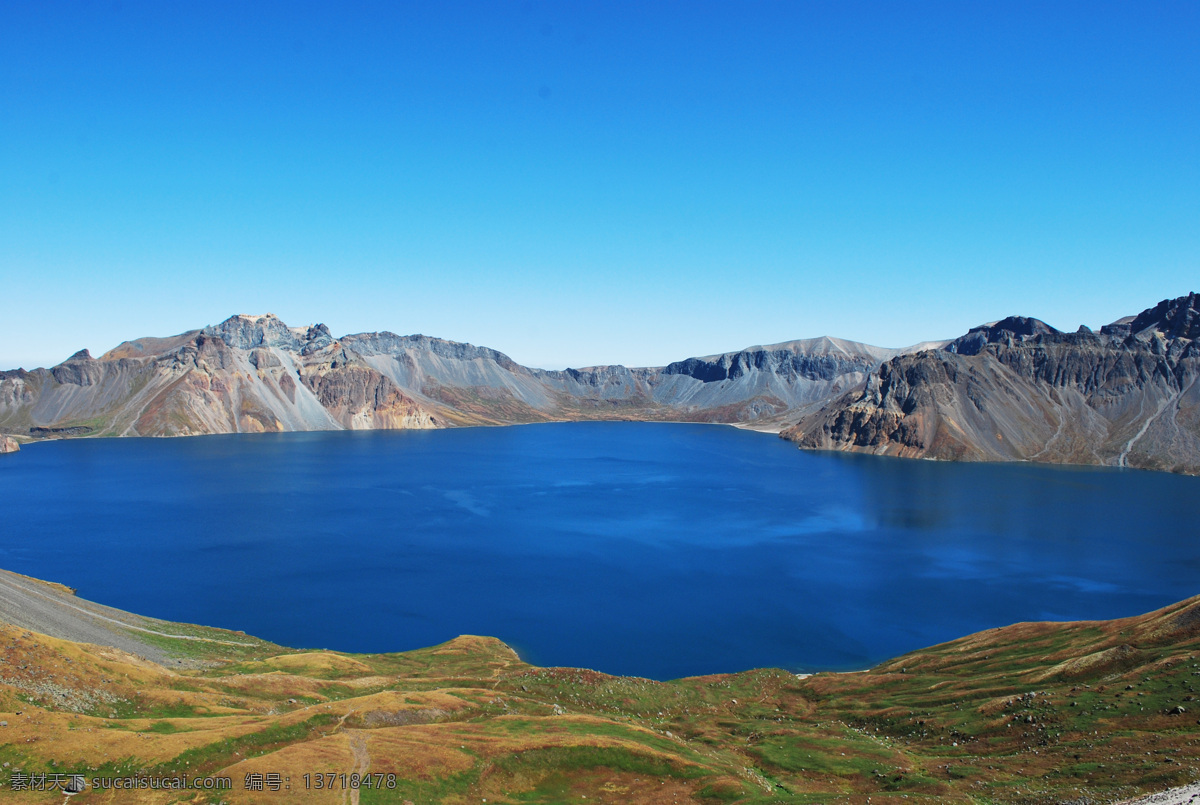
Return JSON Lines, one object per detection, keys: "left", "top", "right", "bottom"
{"left": 0, "top": 315, "right": 921, "bottom": 438}
{"left": 783, "top": 292, "right": 1200, "bottom": 474}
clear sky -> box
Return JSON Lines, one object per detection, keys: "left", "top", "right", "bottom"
{"left": 2, "top": 1, "right": 1196, "bottom": 370}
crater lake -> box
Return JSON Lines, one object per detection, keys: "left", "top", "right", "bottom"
{"left": 2, "top": 422, "right": 1197, "bottom": 680}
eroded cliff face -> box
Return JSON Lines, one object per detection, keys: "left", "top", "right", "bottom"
{"left": 534, "top": 336, "right": 933, "bottom": 423}
{"left": 299, "top": 350, "right": 437, "bottom": 430}
{"left": 0, "top": 315, "right": 912, "bottom": 440}
{"left": 0, "top": 318, "right": 433, "bottom": 438}
{"left": 784, "top": 293, "right": 1200, "bottom": 474}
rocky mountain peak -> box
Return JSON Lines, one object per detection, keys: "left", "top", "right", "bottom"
{"left": 946, "top": 316, "right": 1060, "bottom": 356}
{"left": 66, "top": 349, "right": 94, "bottom": 361}
{"left": 1125, "top": 292, "right": 1200, "bottom": 340}
{"left": 989, "top": 316, "right": 1060, "bottom": 337}
{"left": 204, "top": 314, "right": 302, "bottom": 352}
{"left": 1099, "top": 316, "right": 1136, "bottom": 337}
{"left": 300, "top": 323, "right": 334, "bottom": 355}
{"left": 201, "top": 315, "right": 339, "bottom": 354}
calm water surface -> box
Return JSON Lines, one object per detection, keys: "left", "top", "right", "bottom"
{"left": 2, "top": 423, "right": 1197, "bottom": 679}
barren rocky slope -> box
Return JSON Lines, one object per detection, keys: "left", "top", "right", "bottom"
{"left": 784, "top": 293, "right": 1200, "bottom": 474}
{"left": 0, "top": 316, "right": 927, "bottom": 439}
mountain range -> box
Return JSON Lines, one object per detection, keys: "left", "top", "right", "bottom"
{"left": 2, "top": 292, "right": 1198, "bottom": 474}
{"left": 0, "top": 316, "right": 938, "bottom": 436}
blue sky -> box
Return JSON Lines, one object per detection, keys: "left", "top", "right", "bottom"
{"left": 2, "top": 1, "right": 1196, "bottom": 369}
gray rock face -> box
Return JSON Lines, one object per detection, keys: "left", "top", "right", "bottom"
{"left": 299, "top": 323, "right": 334, "bottom": 354}
{"left": 528, "top": 337, "right": 931, "bottom": 422}
{"left": 1125, "top": 292, "right": 1200, "bottom": 340}
{"left": 947, "top": 317, "right": 1062, "bottom": 356}
{"left": 0, "top": 436, "right": 19, "bottom": 454}
{"left": 664, "top": 349, "right": 873, "bottom": 383}
{"left": 344, "top": 331, "right": 522, "bottom": 371}
{"left": 49, "top": 349, "right": 103, "bottom": 386}
{"left": 247, "top": 348, "right": 281, "bottom": 369}
{"left": 785, "top": 293, "right": 1200, "bottom": 474}
{"left": 203, "top": 314, "right": 302, "bottom": 351}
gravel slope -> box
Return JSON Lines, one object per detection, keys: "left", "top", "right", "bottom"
{"left": 1120, "top": 783, "right": 1200, "bottom": 805}
{"left": 0, "top": 568, "right": 204, "bottom": 665}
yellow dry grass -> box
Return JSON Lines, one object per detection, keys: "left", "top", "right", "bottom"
{"left": 219, "top": 736, "right": 356, "bottom": 805}
{"left": 1, "top": 708, "right": 293, "bottom": 766}
{"left": 258, "top": 652, "right": 375, "bottom": 675}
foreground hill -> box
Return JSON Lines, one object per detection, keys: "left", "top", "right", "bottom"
{"left": 1, "top": 568, "right": 1198, "bottom": 804}
{"left": 784, "top": 293, "right": 1200, "bottom": 474}
{"left": 0, "top": 317, "right": 927, "bottom": 438}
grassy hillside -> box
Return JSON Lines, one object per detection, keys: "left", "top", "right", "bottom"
{"left": 1, "top": 594, "right": 1198, "bottom": 804}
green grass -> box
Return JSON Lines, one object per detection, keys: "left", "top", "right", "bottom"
{"left": 749, "top": 731, "right": 893, "bottom": 776}
{"left": 106, "top": 697, "right": 205, "bottom": 720}
{"left": 127, "top": 632, "right": 280, "bottom": 669}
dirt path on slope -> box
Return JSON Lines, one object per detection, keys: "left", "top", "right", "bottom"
{"left": 344, "top": 732, "right": 371, "bottom": 805}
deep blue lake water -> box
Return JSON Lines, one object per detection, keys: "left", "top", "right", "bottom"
{"left": 1, "top": 423, "right": 1198, "bottom": 679}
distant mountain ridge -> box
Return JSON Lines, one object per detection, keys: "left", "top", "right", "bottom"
{"left": 4, "top": 293, "right": 1198, "bottom": 475}
{"left": 0, "top": 316, "right": 929, "bottom": 439}
{"left": 784, "top": 292, "right": 1200, "bottom": 474}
